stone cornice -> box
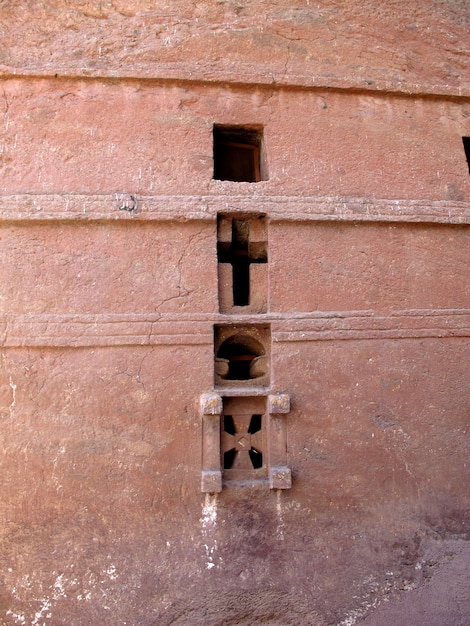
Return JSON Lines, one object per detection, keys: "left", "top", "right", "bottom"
{"left": 1, "top": 194, "right": 469, "bottom": 226}
{"left": 1, "top": 310, "right": 470, "bottom": 348}
{"left": 0, "top": 67, "right": 468, "bottom": 100}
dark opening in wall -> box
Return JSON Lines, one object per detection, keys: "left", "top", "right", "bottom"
{"left": 230, "top": 219, "right": 250, "bottom": 305}
{"left": 217, "top": 215, "right": 268, "bottom": 308}
{"left": 248, "top": 447, "right": 263, "bottom": 469}
{"left": 214, "top": 324, "right": 270, "bottom": 388}
{"left": 224, "top": 414, "right": 236, "bottom": 436}
{"left": 213, "top": 125, "right": 265, "bottom": 182}
{"left": 248, "top": 414, "right": 262, "bottom": 435}
{"left": 223, "top": 446, "right": 238, "bottom": 469}
{"left": 216, "top": 334, "right": 266, "bottom": 381}
{"left": 247, "top": 414, "right": 263, "bottom": 469}
{"left": 463, "top": 137, "right": 470, "bottom": 173}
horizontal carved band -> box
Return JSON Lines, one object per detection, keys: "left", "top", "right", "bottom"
{"left": 272, "top": 309, "right": 470, "bottom": 343}
{"left": 1, "top": 310, "right": 470, "bottom": 348}
{"left": 0, "top": 66, "right": 467, "bottom": 99}
{"left": 0, "top": 195, "right": 469, "bottom": 226}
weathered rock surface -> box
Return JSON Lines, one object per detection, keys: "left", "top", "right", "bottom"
{"left": 0, "top": 2, "right": 469, "bottom": 625}
{"left": 0, "top": 1, "right": 469, "bottom": 96}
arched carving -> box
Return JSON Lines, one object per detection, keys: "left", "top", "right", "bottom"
{"left": 214, "top": 324, "right": 270, "bottom": 387}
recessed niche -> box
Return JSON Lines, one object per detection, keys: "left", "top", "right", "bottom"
{"left": 214, "top": 324, "right": 270, "bottom": 388}
{"left": 217, "top": 335, "right": 265, "bottom": 380}
{"left": 200, "top": 392, "right": 292, "bottom": 492}
{"left": 217, "top": 213, "right": 268, "bottom": 314}
{"left": 213, "top": 125, "right": 266, "bottom": 182}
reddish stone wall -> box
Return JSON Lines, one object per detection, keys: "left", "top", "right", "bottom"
{"left": 1, "top": 80, "right": 469, "bottom": 199}
{"left": 1, "top": 1, "right": 468, "bottom": 97}
{"left": 1, "top": 2, "right": 469, "bottom": 625}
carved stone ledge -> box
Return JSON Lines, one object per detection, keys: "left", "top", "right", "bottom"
{"left": 269, "top": 466, "right": 292, "bottom": 490}
{"left": 268, "top": 394, "right": 290, "bottom": 414}
{"left": 200, "top": 393, "right": 223, "bottom": 416}
{"left": 1, "top": 194, "right": 469, "bottom": 225}
{"left": 201, "top": 470, "right": 222, "bottom": 494}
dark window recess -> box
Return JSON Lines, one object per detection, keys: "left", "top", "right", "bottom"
{"left": 216, "top": 334, "right": 266, "bottom": 381}
{"left": 224, "top": 448, "right": 238, "bottom": 469}
{"left": 463, "top": 137, "right": 470, "bottom": 173}
{"left": 248, "top": 448, "right": 263, "bottom": 469}
{"left": 217, "top": 216, "right": 267, "bottom": 306}
{"left": 213, "top": 125, "right": 264, "bottom": 182}
{"left": 248, "top": 415, "right": 263, "bottom": 468}
{"left": 248, "top": 414, "right": 262, "bottom": 434}
{"left": 224, "top": 414, "right": 236, "bottom": 435}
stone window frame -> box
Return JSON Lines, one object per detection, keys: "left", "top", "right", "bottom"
{"left": 200, "top": 392, "right": 291, "bottom": 493}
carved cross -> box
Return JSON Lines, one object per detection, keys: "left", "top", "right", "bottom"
{"left": 217, "top": 219, "right": 267, "bottom": 306}
{"left": 221, "top": 413, "right": 264, "bottom": 470}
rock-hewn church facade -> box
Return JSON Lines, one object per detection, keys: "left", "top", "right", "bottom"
{"left": 1, "top": 2, "right": 469, "bottom": 624}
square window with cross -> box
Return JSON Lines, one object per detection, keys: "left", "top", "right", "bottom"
{"left": 221, "top": 397, "right": 267, "bottom": 482}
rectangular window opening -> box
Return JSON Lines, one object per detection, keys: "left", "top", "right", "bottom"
{"left": 213, "top": 125, "right": 265, "bottom": 182}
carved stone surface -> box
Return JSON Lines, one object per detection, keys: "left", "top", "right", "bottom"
{"left": 201, "top": 469, "right": 222, "bottom": 494}
{"left": 1, "top": 1, "right": 468, "bottom": 97}
{"left": 267, "top": 393, "right": 290, "bottom": 415}
{"left": 269, "top": 466, "right": 292, "bottom": 490}
{"left": 200, "top": 393, "right": 223, "bottom": 416}
{"left": 0, "top": 81, "right": 469, "bottom": 201}
{"left": 0, "top": 2, "right": 469, "bottom": 625}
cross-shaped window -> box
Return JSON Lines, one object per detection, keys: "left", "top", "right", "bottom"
{"left": 217, "top": 217, "right": 267, "bottom": 307}
{"left": 222, "top": 413, "right": 264, "bottom": 470}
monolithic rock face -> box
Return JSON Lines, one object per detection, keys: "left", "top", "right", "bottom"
{"left": 0, "top": 2, "right": 469, "bottom": 625}
{"left": 0, "top": 0, "right": 469, "bottom": 95}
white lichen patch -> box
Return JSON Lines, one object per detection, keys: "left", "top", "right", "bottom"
{"left": 9, "top": 375, "right": 17, "bottom": 410}
{"left": 31, "top": 598, "right": 52, "bottom": 625}
{"left": 200, "top": 493, "right": 219, "bottom": 570}
{"left": 5, "top": 611, "right": 26, "bottom": 625}
{"left": 338, "top": 573, "right": 398, "bottom": 625}
{"left": 276, "top": 489, "right": 286, "bottom": 541}
{"left": 106, "top": 564, "right": 118, "bottom": 581}
{"left": 200, "top": 493, "right": 217, "bottom": 528}
{"left": 53, "top": 574, "right": 67, "bottom": 599}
